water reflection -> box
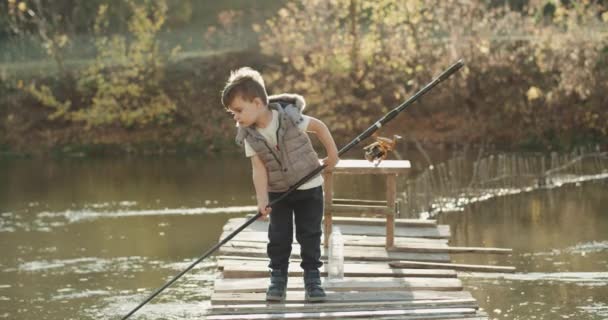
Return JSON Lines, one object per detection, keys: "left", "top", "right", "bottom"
{"left": 0, "top": 157, "right": 254, "bottom": 212}
{"left": 1, "top": 157, "right": 254, "bottom": 319}
{"left": 439, "top": 180, "right": 608, "bottom": 319}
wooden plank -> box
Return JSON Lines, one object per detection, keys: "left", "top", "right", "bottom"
{"left": 220, "top": 230, "right": 449, "bottom": 247}
{"left": 218, "top": 243, "right": 451, "bottom": 263}
{"left": 333, "top": 198, "right": 388, "bottom": 206}
{"left": 342, "top": 235, "right": 448, "bottom": 247}
{"left": 335, "top": 224, "right": 451, "bottom": 239}
{"left": 329, "top": 204, "right": 392, "bottom": 214}
{"left": 390, "top": 245, "right": 512, "bottom": 254}
{"left": 224, "top": 241, "right": 444, "bottom": 253}
{"left": 206, "top": 307, "right": 477, "bottom": 320}
{"left": 222, "top": 240, "right": 509, "bottom": 256}
{"left": 332, "top": 216, "right": 437, "bottom": 227}
{"left": 218, "top": 245, "right": 450, "bottom": 263}
{"left": 390, "top": 261, "right": 517, "bottom": 273}
{"left": 211, "top": 290, "right": 474, "bottom": 304}
{"left": 214, "top": 277, "right": 463, "bottom": 293}
{"left": 218, "top": 259, "right": 457, "bottom": 279}
{"left": 379, "top": 316, "right": 487, "bottom": 320}
{"left": 209, "top": 298, "right": 478, "bottom": 315}
{"left": 329, "top": 159, "right": 411, "bottom": 175}
{"left": 223, "top": 218, "right": 450, "bottom": 239}
{"left": 235, "top": 214, "right": 439, "bottom": 226}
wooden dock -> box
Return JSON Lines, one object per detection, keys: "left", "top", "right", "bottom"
{"left": 206, "top": 161, "right": 512, "bottom": 319}
{"left": 206, "top": 216, "right": 514, "bottom": 319}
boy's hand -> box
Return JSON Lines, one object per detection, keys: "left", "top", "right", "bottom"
{"left": 258, "top": 204, "right": 272, "bottom": 218}
{"left": 323, "top": 154, "right": 340, "bottom": 171}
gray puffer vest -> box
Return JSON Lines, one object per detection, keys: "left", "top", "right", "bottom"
{"left": 235, "top": 93, "right": 320, "bottom": 192}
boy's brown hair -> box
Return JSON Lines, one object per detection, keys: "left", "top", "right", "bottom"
{"left": 221, "top": 67, "right": 268, "bottom": 108}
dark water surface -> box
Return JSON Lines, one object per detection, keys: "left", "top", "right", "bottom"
{"left": 1, "top": 157, "right": 606, "bottom": 319}
{"left": 439, "top": 180, "right": 608, "bottom": 320}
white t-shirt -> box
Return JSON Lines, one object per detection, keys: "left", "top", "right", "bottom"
{"left": 244, "top": 110, "right": 323, "bottom": 190}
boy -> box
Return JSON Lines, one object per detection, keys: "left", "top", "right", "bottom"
{"left": 221, "top": 67, "right": 339, "bottom": 302}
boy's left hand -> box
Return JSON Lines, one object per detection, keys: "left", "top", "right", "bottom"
{"left": 322, "top": 155, "right": 340, "bottom": 170}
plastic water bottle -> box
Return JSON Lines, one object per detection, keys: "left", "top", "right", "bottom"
{"left": 328, "top": 226, "right": 344, "bottom": 280}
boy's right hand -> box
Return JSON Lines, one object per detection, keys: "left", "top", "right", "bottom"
{"left": 258, "top": 204, "right": 272, "bottom": 218}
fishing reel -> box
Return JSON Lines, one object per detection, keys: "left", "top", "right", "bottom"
{"left": 363, "top": 134, "right": 401, "bottom": 166}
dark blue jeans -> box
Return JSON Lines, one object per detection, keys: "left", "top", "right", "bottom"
{"left": 267, "top": 186, "right": 323, "bottom": 272}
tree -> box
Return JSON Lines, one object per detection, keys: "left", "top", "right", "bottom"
{"left": 25, "top": 0, "right": 178, "bottom": 128}
{"left": 258, "top": 0, "right": 608, "bottom": 148}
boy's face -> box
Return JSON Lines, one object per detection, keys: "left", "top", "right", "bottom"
{"left": 228, "top": 95, "right": 265, "bottom": 127}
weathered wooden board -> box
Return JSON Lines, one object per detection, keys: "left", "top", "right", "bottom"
{"left": 218, "top": 258, "right": 457, "bottom": 278}
{"left": 223, "top": 218, "right": 451, "bottom": 239}
{"left": 325, "top": 159, "right": 411, "bottom": 174}
{"left": 218, "top": 244, "right": 450, "bottom": 263}
{"left": 334, "top": 224, "right": 451, "bottom": 239}
{"left": 331, "top": 216, "right": 437, "bottom": 227}
{"left": 332, "top": 198, "right": 389, "bottom": 206}
{"left": 390, "top": 261, "right": 517, "bottom": 273}
{"left": 389, "top": 245, "right": 512, "bottom": 254}
{"left": 209, "top": 298, "right": 478, "bottom": 315}
{"left": 220, "top": 234, "right": 508, "bottom": 257}
{"left": 205, "top": 307, "right": 478, "bottom": 320}
{"left": 374, "top": 316, "right": 488, "bottom": 320}
{"left": 214, "top": 277, "right": 463, "bottom": 293}
{"left": 224, "top": 240, "right": 451, "bottom": 252}
{"left": 221, "top": 240, "right": 508, "bottom": 255}
{"left": 220, "top": 230, "right": 449, "bottom": 247}
{"left": 329, "top": 204, "right": 394, "bottom": 214}
{"left": 211, "top": 290, "right": 475, "bottom": 304}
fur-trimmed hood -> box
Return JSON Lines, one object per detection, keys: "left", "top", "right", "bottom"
{"left": 268, "top": 93, "right": 306, "bottom": 112}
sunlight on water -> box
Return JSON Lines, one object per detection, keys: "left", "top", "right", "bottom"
{"left": 38, "top": 205, "right": 257, "bottom": 223}
{"left": 419, "top": 172, "right": 608, "bottom": 219}
{"left": 1, "top": 205, "right": 257, "bottom": 233}
{"left": 1, "top": 156, "right": 606, "bottom": 319}
{"left": 461, "top": 272, "right": 608, "bottom": 284}
{"left": 440, "top": 179, "right": 608, "bottom": 320}
{"left": 5, "top": 251, "right": 219, "bottom": 319}
{"left": 567, "top": 241, "right": 608, "bottom": 254}
{"left": 578, "top": 303, "right": 608, "bottom": 318}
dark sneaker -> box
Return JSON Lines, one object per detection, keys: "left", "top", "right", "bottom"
{"left": 266, "top": 269, "right": 288, "bottom": 302}
{"left": 304, "top": 269, "right": 326, "bottom": 302}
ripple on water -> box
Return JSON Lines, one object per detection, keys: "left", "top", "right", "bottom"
{"left": 37, "top": 205, "right": 257, "bottom": 223}
{"left": 461, "top": 271, "right": 608, "bottom": 284}
{"left": 91, "top": 299, "right": 212, "bottom": 320}
{"left": 567, "top": 241, "right": 608, "bottom": 254}
{"left": 52, "top": 289, "right": 111, "bottom": 301}
{"left": 18, "top": 256, "right": 149, "bottom": 274}
{"left": 16, "top": 256, "right": 219, "bottom": 276}
{"left": 578, "top": 303, "right": 608, "bottom": 318}
{"left": 1, "top": 204, "right": 257, "bottom": 233}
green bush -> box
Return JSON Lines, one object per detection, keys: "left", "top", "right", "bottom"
{"left": 25, "top": 0, "right": 178, "bottom": 128}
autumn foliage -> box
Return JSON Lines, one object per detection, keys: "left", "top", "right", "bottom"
{"left": 258, "top": 0, "right": 608, "bottom": 148}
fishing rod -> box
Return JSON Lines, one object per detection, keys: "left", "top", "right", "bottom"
{"left": 120, "top": 59, "right": 464, "bottom": 320}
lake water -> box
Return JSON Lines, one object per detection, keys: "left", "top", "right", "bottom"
{"left": 1, "top": 156, "right": 606, "bottom": 319}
